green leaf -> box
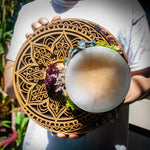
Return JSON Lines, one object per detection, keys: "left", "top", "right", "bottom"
{"left": 0, "top": 144, "right": 9, "bottom": 150}
{"left": 65, "top": 96, "right": 75, "bottom": 111}
{"left": 3, "top": 38, "right": 11, "bottom": 42}
{"left": 2, "top": 120, "right": 11, "bottom": 128}
{"left": 15, "top": 112, "right": 24, "bottom": 125}
{"left": 5, "top": 29, "right": 13, "bottom": 35}
{"left": 11, "top": 103, "right": 15, "bottom": 110}
{"left": 96, "top": 41, "right": 119, "bottom": 53}
{"left": 0, "top": 54, "right": 4, "bottom": 74}
{"left": 0, "top": 42, "right": 5, "bottom": 53}
{"left": 4, "top": 95, "right": 13, "bottom": 106}
{"left": 0, "top": 28, "right": 4, "bottom": 41}
{"left": 21, "top": 117, "right": 29, "bottom": 130}
{"left": 3, "top": 29, "right": 13, "bottom": 41}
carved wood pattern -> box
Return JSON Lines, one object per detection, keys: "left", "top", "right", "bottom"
{"left": 13, "top": 19, "right": 126, "bottom": 135}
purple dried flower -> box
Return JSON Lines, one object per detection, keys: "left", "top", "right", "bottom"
{"left": 55, "top": 85, "right": 64, "bottom": 93}
{"left": 45, "top": 64, "right": 58, "bottom": 87}
{"left": 46, "top": 64, "right": 59, "bottom": 76}
{"left": 45, "top": 76, "right": 56, "bottom": 87}
{"left": 45, "top": 63, "right": 66, "bottom": 94}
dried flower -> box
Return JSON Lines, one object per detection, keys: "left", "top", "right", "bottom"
{"left": 45, "top": 75, "right": 56, "bottom": 87}
{"left": 46, "top": 64, "right": 59, "bottom": 76}
{"left": 45, "top": 64, "right": 66, "bottom": 94}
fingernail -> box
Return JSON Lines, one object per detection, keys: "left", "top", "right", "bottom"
{"left": 39, "top": 17, "right": 49, "bottom": 25}
{"left": 25, "top": 32, "right": 32, "bottom": 38}
{"left": 57, "top": 134, "right": 67, "bottom": 138}
{"left": 42, "top": 18, "right": 49, "bottom": 24}
{"left": 69, "top": 135, "right": 79, "bottom": 139}
{"left": 31, "top": 22, "right": 42, "bottom": 31}
{"left": 51, "top": 16, "right": 61, "bottom": 22}
{"left": 35, "top": 22, "right": 42, "bottom": 28}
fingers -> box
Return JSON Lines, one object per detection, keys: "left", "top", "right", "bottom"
{"left": 69, "top": 134, "right": 80, "bottom": 139}
{"left": 57, "top": 133, "right": 81, "bottom": 139}
{"left": 26, "top": 17, "right": 48, "bottom": 38}
{"left": 32, "top": 17, "right": 49, "bottom": 31}
{"left": 26, "top": 16, "right": 61, "bottom": 39}
{"left": 25, "top": 21, "right": 42, "bottom": 38}
{"left": 25, "top": 32, "right": 32, "bottom": 38}
{"left": 31, "top": 21, "right": 42, "bottom": 31}
{"left": 51, "top": 16, "right": 61, "bottom": 22}
{"left": 31, "top": 16, "right": 61, "bottom": 31}
{"left": 57, "top": 134, "right": 68, "bottom": 138}
{"left": 38, "top": 17, "right": 49, "bottom": 25}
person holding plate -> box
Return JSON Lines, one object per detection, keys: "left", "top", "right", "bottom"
{"left": 4, "top": 0, "right": 150, "bottom": 149}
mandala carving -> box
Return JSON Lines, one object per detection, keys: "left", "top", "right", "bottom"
{"left": 13, "top": 19, "right": 127, "bottom": 135}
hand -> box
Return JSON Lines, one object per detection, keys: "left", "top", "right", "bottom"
{"left": 124, "top": 75, "right": 150, "bottom": 103}
{"left": 57, "top": 134, "right": 81, "bottom": 139}
{"left": 4, "top": 60, "right": 16, "bottom": 99}
{"left": 25, "top": 16, "right": 61, "bottom": 38}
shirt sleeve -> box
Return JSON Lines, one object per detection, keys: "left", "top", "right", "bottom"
{"left": 6, "top": 0, "right": 51, "bottom": 61}
{"left": 6, "top": 7, "right": 27, "bottom": 61}
{"left": 6, "top": 2, "right": 38, "bottom": 61}
{"left": 127, "top": 0, "right": 150, "bottom": 72}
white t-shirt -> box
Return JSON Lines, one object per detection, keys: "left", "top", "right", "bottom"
{"left": 7, "top": 0, "right": 150, "bottom": 149}
{"left": 7, "top": 0, "right": 150, "bottom": 72}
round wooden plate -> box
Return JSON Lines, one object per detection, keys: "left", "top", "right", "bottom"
{"left": 13, "top": 18, "right": 127, "bottom": 135}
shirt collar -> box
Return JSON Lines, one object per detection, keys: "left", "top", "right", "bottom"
{"left": 51, "top": 0, "right": 79, "bottom": 8}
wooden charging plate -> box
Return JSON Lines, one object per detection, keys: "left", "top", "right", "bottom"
{"left": 13, "top": 18, "right": 126, "bottom": 135}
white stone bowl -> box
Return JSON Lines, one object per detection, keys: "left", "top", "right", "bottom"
{"left": 65, "top": 46, "right": 130, "bottom": 113}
